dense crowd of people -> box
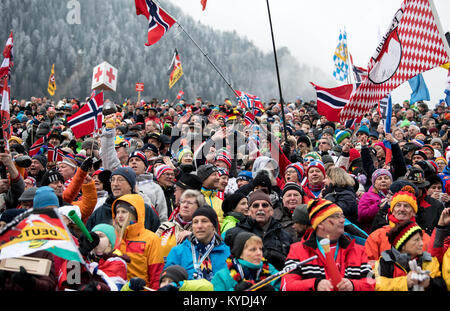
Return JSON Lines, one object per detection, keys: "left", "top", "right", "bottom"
{"left": 0, "top": 94, "right": 449, "bottom": 292}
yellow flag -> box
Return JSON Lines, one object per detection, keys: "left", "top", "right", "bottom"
{"left": 48, "top": 64, "right": 56, "bottom": 96}
{"left": 168, "top": 50, "right": 183, "bottom": 89}
{"left": 441, "top": 63, "right": 450, "bottom": 70}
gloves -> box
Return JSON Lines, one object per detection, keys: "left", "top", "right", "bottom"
{"left": 158, "top": 283, "right": 180, "bottom": 292}
{"left": 234, "top": 280, "right": 253, "bottom": 291}
{"left": 78, "top": 231, "right": 100, "bottom": 257}
{"left": 11, "top": 266, "right": 35, "bottom": 290}
{"left": 129, "top": 277, "right": 146, "bottom": 291}
{"left": 80, "top": 157, "right": 94, "bottom": 172}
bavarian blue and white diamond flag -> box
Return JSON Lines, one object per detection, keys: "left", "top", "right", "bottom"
{"left": 333, "top": 30, "right": 349, "bottom": 82}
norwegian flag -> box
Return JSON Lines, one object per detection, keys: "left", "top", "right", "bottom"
{"left": 47, "top": 143, "right": 66, "bottom": 162}
{"left": 0, "top": 32, "right": 13, "bottom": 141}
{"left": 67, "top": 92, "right": 103, "bottom": 139}
{"left": 352, "top": 65, "right": 368, "bottom": 84}
{"left": 29, "top": 133, "right": 49, "bottom": 157}
{"left": 235, "top": 90, "right": 263, "bottom": 115}
{"left": 311, "top": 82, "right": 357, "bottom": 122}
{"left": 176, "top": 90, "right": 184, "bottom": 100}
{"left": 244, "top": 111, "right": 255, "bottom": 126}
{"left": 135, "top": 0, "right": 176, "bottom": 46}
{"left": 340, "top": 0, "right": 450, "bottom": 123}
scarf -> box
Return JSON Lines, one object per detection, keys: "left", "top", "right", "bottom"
{"left": 191, "top": 235, "right": 216, "bottom": 281}
{"left": 175, "top": 213, "right": 192, "bottom": 228}
{"left": 307, "top": 181, "right": 324, "bottom": 192}
{"left": 226, "top": 256, "right": 271, "bottom": 284}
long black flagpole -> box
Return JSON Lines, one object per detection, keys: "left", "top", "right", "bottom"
{"left": 266, "top": 0, "right": 288, "bottom": 142}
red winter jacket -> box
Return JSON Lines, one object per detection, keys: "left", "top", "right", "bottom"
{"left": 281, "top": 231, "right": 375, "bottom": 291}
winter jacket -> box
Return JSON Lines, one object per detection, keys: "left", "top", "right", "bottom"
{"left": 221, "top": 212, "right": 246, "bottom": 236}
{"left": 85, "top": 194, "right": 160, "bottom": 233}
{"left": 273, "top": 205, "right": 298, "bottom": 243}
{"left": 3, "top": 174, "right": 24, "bottom": 210}
{"left": 211, "top": 257, "right": 280, "bottom": 291}
{"left": 113, "top": 194, "right": 165, "bottom": 290}
{"left": 164, "top": 233, "right": 230, "bottom": 280}
{"left": 201, "top": 188, "right": 224, "bottom": 229}
{"left": 136, "top": 173, "right": 168, "bottom": 222}
{"left": 280, "top": 231, "right": 374, "bottom": 291}
{"left": 0, "top": 250, "right": 57, "bottom": 291}
{"left": 375, "top": 248, "right": 446, "bottom": 291}
{"left": 365, "top": 224, "right": 431, "bottom": 262}
{"left": 323, "top": 185, "right": 359, "bottom": 226}
{"left": 225, "top": 217, "right": 293, "bottom": 271}
{"left": 358, "top": 186, "right": 386, "bottom": 234}
{"left": 160, "top": 184, "right": 176, "bottom": 217}
{"left": 62, "top": 169, "right": 97, "bottom": 222}
{"left": 443, "top": 247, "right": 450, "bottom": 290}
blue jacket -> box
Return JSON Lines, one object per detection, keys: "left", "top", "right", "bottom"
{"left": 164, "top": 234, "right": 230, "bottom": 280}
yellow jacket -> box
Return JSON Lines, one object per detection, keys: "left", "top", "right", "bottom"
{"left": 112, "top": 194, "right": 164, "bottom": 290}
{"left": 374, "top": 249, "right": 442, "bottom": 291}
{"left": 442, "top": 248, "right": 450, "bottom": 291}
{"left": 201, "top": 188, "right": 224, "bottom": 231}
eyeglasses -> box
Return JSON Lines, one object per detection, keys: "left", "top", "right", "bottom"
{"left": 251, "top": 202, "right": 271, "bottom": 209}
{"left": 162, "top": 172, "right": 175, "bottom": 178}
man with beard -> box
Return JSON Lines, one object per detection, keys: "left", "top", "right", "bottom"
{"left": 224, "top": 190, "right": 292, "bottom": 270}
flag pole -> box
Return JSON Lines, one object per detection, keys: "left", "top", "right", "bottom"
{"left": 265, "top": 0, "right": 288, "bottom": 142}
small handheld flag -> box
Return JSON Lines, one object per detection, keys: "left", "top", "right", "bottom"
{"left": 47, "top": 64, "right": 56, "bottom": 96}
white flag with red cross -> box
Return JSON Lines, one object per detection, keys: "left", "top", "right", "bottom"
{"left": 91, "top": 61, "right": 118, "bottom": 92}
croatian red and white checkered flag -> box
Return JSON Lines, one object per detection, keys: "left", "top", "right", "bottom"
{"left": 340, "top": 0, "right": 450, "bottom": 123}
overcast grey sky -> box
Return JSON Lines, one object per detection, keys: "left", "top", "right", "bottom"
{"left": 167, "top": 0, "right": 450, "bottom": 107}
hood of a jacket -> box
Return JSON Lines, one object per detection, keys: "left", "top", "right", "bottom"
{"left": 111, "top": 194, "right": 146, "bottom": 235}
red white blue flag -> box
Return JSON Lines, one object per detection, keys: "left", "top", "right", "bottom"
{"left": 47, "top": 143, "right": 66, "bottom": 163}
{"left": 0, "top": 32, "right": 13, "bottom": 141}
{"left": 244, "top": 111, "right": 255, "bottom": 126}
{"left": 310, "top": 82, "right": 357, "bottom": 123}
{"left": 235, "top": 90, "right": 263, "bottom": 115}
{"left": 67, "top": 92, "right": 103, "bottom": 139}
{"left": 135, "top": 0, "right": 176, "bottom": 46}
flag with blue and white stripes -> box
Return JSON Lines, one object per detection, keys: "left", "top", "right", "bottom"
{"left": 333, "top": 30, "right": 349, "bottom": 82}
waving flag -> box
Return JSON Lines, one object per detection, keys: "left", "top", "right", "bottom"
{"left": 445, "top": 68, "right": 450, "bottom": 107}
{"left": 47, "top": 63, "right": 56, "bottom": 96}
{"left": 352, "top": 65, "right": 368, "bottom": 84}
{"left": 47, "top": 143, "right": 66, "bottom": 163}
{"left": 408, "top": 73, "right": 430, "bottom": 104}
{"left": 333, "top": 30, "right": 349, "bottom": 82}
{"left": 67, "top": 92, "right": 103, "bottom": 139}
{"left": 29, "top": 133, "right": 49, "bottom": 157}
{"left": 381, "top": 94, "right": 393, "bottom": 164}
{"left": 0, "top": 32, "right": 13, "bottom": 141}
{"left": 235, "top": 90, "right": 263, "bottom": 115}
{"left": 310, "top": 82, "right": 357, "bottom": 122}
{"left": 244, "top": 111, "right": 255, "bottom": 126}
{"left": 201, "top": 0, "right": 207, "bottom": 11}
{"left": 176, "top": 90, "right": 184, "bottom": 100}
{"left": 135, "top": 0, "right": 176, "bottom": 46}
{"left": 0, "top": 208, "right": 84, "bottom": 263}
{"left": 168, "top": 49, "right": 183, "bottom": 89}
{"left": 340, "top": 0, "right": 450, "bottom": 123}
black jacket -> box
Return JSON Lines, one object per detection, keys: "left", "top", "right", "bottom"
{"left": 322, "top": 185, "right": 359, "bottom": 226}
{"left": 224, "top": 216, "right": 293, "bottom": 270}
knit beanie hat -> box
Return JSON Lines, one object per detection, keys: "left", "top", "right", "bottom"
{"left": 62, "top": 154, "right": 79, "bottom": 169}
{"left": 177, "top": 148, "right": 193, "bottom": 163}
{"left": 292, "top": 204, "right": 310, "bottom": 225}
{"left": 192, "top": 206, "right": 219, "bottom": 232}
{"left": 387, "top": 220, "right": 423, "bottom": 251}
{"left": 356, "top": 125, "right": 370, "bottom": 136}
{"left": 430, "top": 138, "right": 443, "bottom": 148}
{"left": 251, "top": 172, "right": 272, "bottom": 193}
{"left": 286, "top": 162, "right": 305, "bottom": 181}
{"left": 435, "top": 157, "right": 447, "bottom": 165}
{"left": 307, "top": 198, "right": 343, "bottom": 230}
{"left": 371, "top": 168, "right": 393, "bottom": 185}
{"left": 159, "top": 265, "right": 188, "bottom": 283}
{"left": 33, "top": 186, "right": 59, "bottom": 208}
{"left": 217, "top": 167, "right": 229, "bottom": 177}
{"left": 336, "top": 130, "right": 351, "bottom": 145}
{"left": 230, "top": 232, "right": 258, "bottom": 258}
{"left": 374, "top": 142, "right": 387, "bottom": 154}
{"left": 196, "top": 164, "right": 218, "bottom": 183}
{"left": 32, "top": 154, "right": 47, "bottom": 168}
{"left": 304, "top": 152, "right": 322, "bottom": 161}
{"left": 154, "top": 164, "right": 174, "bottom": 181}
{"left": 248, "top": 190, "right": 272, "bottom": 207}
{"left": 307, "top": 160, "right": 326, "bottom": 177}
{"left": 40, "top": 169, "right": 65, "bottom": 187}
{"left": 390, "top": 185, "right": 418, "bottom": 213}
{"left": 236, "top": 170, "right": 253, "bottom": 182}
{"left": 92, "top": 224, "right": 117, "bottom": 249}
{"left": 128, "top": 150, "right": 148, "bottom": 167}
{"left": 111, "top": 167, "right": 136, "bottom": 190}
{"left": 412, "top": 150, "right": 427, "bottom": 161}
{"left": 222, "top": 192, "right": 246, "bottom": 215}
{"left": 349, "top": 148, "right": 361, "bottom": 163}
{"left": 282, "top": 182, "right": 304, "bottom": 197}
{"left": 215, "top": 151, "right": 232, "bottom": 170}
